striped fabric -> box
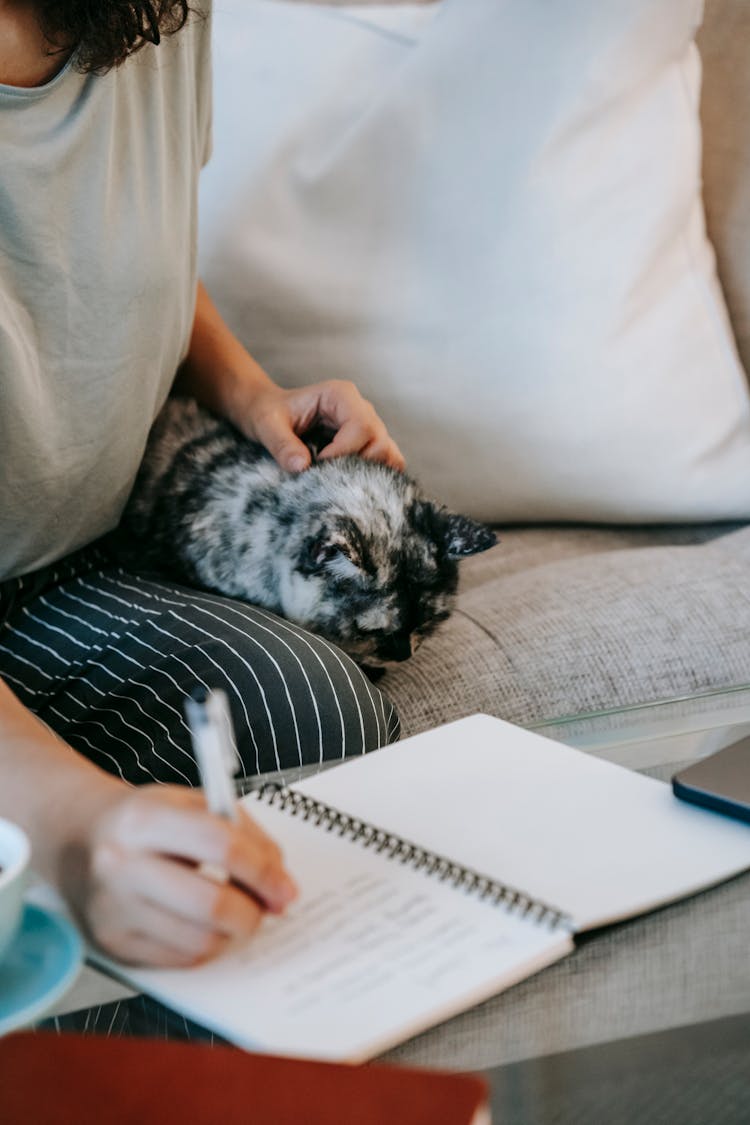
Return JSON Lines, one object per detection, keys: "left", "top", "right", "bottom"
{"left": 0, "top": 544, "right": 400, "bottom": 785}
{"left": 45, "top": 995, "right": 223, "bottom": 1044}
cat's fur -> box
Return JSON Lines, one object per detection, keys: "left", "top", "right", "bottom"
{"left": 117, "top": 397, "right": 496, "bottom": 667}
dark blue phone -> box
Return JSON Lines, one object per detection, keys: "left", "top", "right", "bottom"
{"left": 672, "top": 735, "right": 750, "bottom": 825}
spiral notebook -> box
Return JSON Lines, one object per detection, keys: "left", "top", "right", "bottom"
{"left": 99, "top": 715, "right": 750, "bottom": 1062}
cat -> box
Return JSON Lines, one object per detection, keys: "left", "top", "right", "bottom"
{"left": 117, "top": 397, "right": 497, "bottom": 668}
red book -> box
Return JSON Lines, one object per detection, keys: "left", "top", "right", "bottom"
{"left": 0, "top": 1032, "right": 490, "bottom": 1125}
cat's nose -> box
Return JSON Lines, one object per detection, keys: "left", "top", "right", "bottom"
{"left": 379, "top": 634, "right": 413, "bottom": 662}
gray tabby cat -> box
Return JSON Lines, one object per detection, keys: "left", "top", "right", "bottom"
{"left": 118, "top": 397, "right": 496, "bottom": 668}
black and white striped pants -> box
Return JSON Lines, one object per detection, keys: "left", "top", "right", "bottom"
{"left": 0, "top": 545, "right": 400, "bottom": 786}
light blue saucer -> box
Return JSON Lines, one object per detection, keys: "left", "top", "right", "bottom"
{"left": 0, "top": 903, "right": 83, "bottom": 1035}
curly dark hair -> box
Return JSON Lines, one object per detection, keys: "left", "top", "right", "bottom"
{"left": 37, "top": 1, "right": 195, "bottom": 75}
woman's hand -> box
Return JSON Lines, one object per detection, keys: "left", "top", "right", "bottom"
{"left": 63, "top": 783, "right": 298, "bottom": 967}
{"left": 177, "top": 283, "right": 405, "bottom": 474}
{"left": 238, "top": 380, "right": 406, "bottom": 474}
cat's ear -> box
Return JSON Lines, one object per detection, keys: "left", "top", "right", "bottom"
{"left": 410, "top": 500, "right": 497, "bottom": 559}
{"left": 442, "top": 512, "right": 497, "bottom": 559}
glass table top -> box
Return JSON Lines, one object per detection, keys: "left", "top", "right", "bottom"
{"left": 233, "top": 683, "right": 750, "bottom": 794}
{"left": 533, "top": 683, "right": 750, "bottom": 768}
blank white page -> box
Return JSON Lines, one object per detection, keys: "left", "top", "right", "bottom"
{"left": 296, "top": 714, "right": 750, "bottom": 931}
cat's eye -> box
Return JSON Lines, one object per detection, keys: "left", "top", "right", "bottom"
{"left": 318, "top": 544, "right": 343, "bottom": 563}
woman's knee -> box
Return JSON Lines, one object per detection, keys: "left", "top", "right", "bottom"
{"left": 229, "top": 641, "right": 401, "bottom": 774}
{"left": 82, "top": 585, "right": 403, "bottom": 779}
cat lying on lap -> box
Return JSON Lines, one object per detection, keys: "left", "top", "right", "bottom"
{"left": 118, "top": 397, "right": 496, "bottom": 668}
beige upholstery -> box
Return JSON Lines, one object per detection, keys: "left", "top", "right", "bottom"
{"left": 699, "top": 0, "right": 750, "bottom": 377}
{"left": 383, "top": 524, "right": 749, "bottom": 736}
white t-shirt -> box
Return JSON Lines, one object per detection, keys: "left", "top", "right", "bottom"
{"left": 0, "top": 8, "right": 212, "bottom": 580}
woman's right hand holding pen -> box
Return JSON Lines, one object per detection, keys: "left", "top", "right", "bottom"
{"left": 63, "top": 781, "right": 298, "bottom": 967}
{"left": 0, "top": 677, "right": 296, "bottom": 969}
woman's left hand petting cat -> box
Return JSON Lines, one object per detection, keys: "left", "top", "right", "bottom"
{"left": 235, "top": 380, "right": 406, "bottom": 475}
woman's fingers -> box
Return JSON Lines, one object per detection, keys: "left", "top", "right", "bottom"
{"left": 92, "top": 900, "right": 228, "bottom": 967}
{"left": 251, "top": 401, "right": 312, "bottom": 473}
{"left": 100, "top": 786, "right": 297, "bottom": 912}
{"left": 86, "top": 849, "right": 265, "bottom": 966}
{"left": 319, "top": 424, "right": 405, "bottom": 470}
{"left": 362, "top": 435, "right": 406, "bottom": 471}
{"left": 316, "top": 417, "right": 373, "bottom": 461}
{"left": 224, "top": 809, "right": 299, "bottom": 912}
{"left": 241, "top": 381, "right": 406, "bottom": 472}
{"left": 74, "top": 784, "right": 298, "bottom": 968}
{"left": 100, "top": 849, "right": 265, "bottom": 938}
{"left": 313, "top": 389, "right": 406, "bottom": 470}
{"left": 98, "top": 931, "right": 201, "bottom": 969}
{"left": 280, "top": 381, "right": 406, "bottom": 470}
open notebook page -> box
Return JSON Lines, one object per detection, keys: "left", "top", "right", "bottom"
{"left": 295, "top": 714, "right": 750, "bottom": 932}
{"left": 100, "top": 796, "right": 571, "bottom": 1061}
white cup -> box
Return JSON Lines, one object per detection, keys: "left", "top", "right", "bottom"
{"left": 0, "top": 818, "right": 31, "bottom": 964}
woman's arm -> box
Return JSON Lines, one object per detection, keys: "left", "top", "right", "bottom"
{"left": 175, "top": 282, "right": 405, "bottom": 471}
{"left": 0, "top": 677, "right": 296, "bottom": 966}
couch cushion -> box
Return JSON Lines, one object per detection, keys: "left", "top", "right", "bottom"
{"left": 698, "top": 0, "right": 750, "bottom": 376}
{"left": 274, "top": 0, "right": 750, "bottom": 387}
{"left": 200, "top": 0, "right": 750, "bottom": 525}
{"left": 384, "top": 524, "right": 750, "bottom": 734}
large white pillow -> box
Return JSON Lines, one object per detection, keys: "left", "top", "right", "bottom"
{"left": 199, "top": 0, "right": 750, "bottom": 522}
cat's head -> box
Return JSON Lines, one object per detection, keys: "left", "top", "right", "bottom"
{"left": 273, "top": 457, "right": 496, "bottom": 667}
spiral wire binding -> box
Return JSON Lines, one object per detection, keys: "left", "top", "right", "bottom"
{"left": 250, "top": 783, "right": 573, "bottom": 932}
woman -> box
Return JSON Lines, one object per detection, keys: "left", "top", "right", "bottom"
{"left": 0, "top": 1, "right": 403, "bottom": 967}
